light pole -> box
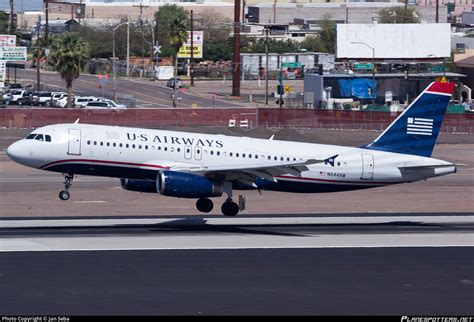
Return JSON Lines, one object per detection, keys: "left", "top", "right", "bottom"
{"left": 112, "top": 21, "right": 132, "bottom": 101}
{"left": 351, "top": 41, "right": 376, "bottom": 105}
{"left": 264, "top": 25, "right": 269, "bottom": 105}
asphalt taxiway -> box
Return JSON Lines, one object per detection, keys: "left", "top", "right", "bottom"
{"left": 1, "top": 214, "right": 473, "bottom": 315}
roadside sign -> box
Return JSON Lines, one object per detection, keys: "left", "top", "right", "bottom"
{"left": 0, "top": 47, "right": 27, "bottom": 61}
{"left": 282, "top": 62, "right": 301, "bottom": 68}
{"left": 0, "top": 61, "right": 6, "bottom": 88}
{"left": 177, "top": 31, "right": 203, "bottom": 59}
{"left": 0, "top": 35, "right": 16, "bottom": 47}
{"left": 354, "top": 63, "right": 374, "bottom": 70}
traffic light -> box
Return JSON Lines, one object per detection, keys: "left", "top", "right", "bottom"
{"left": 277, "top": 85, "right": 284, "bottom": 95}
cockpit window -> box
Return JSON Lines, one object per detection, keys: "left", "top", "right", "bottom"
{"left": 26, "top": 134, "right": 37, "bottom": 140}
{"left": 45, "top": 135, "right": 51, "bottom": 142}
{"left": 35, "top": 134, "right": 44, "bottom": 141}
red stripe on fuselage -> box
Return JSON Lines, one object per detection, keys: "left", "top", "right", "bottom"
{"left": 40, "top": 159, "right": 395, "bottom": 186}
{"left": 40, "top": 159, "right": 169, "bottom": 170}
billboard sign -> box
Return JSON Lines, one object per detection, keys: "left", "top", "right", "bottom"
{"left": 337, "top": 24, "right": 451, "bottom": 59}
{"left": 177, "top": 31, "right": 203, "bottom": 59}
{"left": 0, "top": 47, "right": 27, "bottom": 61}
{"left": 0, "top": 35, "right": 16, "bottom": 47}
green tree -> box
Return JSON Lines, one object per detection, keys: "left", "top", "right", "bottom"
{"left": 300, "top": 16, "right": 336, "bottom": 53}
{"left": 244, "top": 38, "right": 299, "bottom": 54}
{"left": 167, "top": 16, "right": 188, "bottom": 107}
{"left": 154, "top": 4, "right": 188, "bottom": 58}
{"left": 0, "top": 11, "right": 8, "bottom": 34}
{"left": 379, "top": 6, "right": 420, "bottom": 23}
{"left": 48, "top": 33, "right": 90, "bottom": 108}
{"left": 204, "top": 42, "right": 232, "bottom": 61}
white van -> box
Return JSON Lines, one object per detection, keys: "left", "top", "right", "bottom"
{"left": 74, "top": 96, "right": 100, "bottom": 108}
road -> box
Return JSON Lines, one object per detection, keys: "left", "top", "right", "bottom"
{"left": 17, "top": 68, "right": 248, "bottom": 108}
{"left": 1, "top": 214, "right": 473, "bottom": 315}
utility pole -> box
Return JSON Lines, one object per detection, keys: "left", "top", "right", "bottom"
{"left": 133, "top": 2, "right": 149, "bottom": 77}
{"left": 435, "top": 0, "right": 439, "bottom": 23}
{"left": 36, "top": 17, "right": 41, "bottom": 91}
{"left": 44, "top": 0, "right": 49, "bottom": 47}
{"left": 8, "top": 0, "right": 14, "bottom": 34}
{"left": 190, "top": 10, "right": 195, "bottom": 87}
{"left": 232, "top": 0, "right": 241, "bottom": 97}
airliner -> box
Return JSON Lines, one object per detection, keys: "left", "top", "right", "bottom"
{"left": 6, "top": 81, "right": 457, "bottom": 216}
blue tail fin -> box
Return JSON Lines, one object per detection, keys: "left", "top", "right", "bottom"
{"left": 364, "top": 82, "right": 455, "bottom": 157}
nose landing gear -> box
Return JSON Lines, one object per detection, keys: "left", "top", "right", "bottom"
{"left": 59, "top": 173, "right": 74, "bottom": 201}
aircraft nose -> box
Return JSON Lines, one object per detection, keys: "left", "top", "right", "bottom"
{"left": 6, "top": 141, "right": 22, "bottom": 162}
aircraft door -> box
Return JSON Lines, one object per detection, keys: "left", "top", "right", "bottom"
{"left": 194, "top": 146, "right": 202, "bottom": 160}
{"left": 184, "top": 145, "right": 192, "bottom": 160}
{"left": 68, "top": 129, "right": 81, "bottom": 155}
{"left": 361, "top": 154, "right": 374, "bottom": 180}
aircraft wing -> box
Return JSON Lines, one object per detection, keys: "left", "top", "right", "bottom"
{"left": 170, "top": 158, "right": 323, "bottom": 188}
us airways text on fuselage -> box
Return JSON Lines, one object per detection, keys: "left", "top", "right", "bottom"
{"left": 126, "top": 133, "right": 224, "bottom": 148}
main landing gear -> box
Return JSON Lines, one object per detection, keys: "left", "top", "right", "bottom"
{"left": 195, "top": 182, "right": 241, "bottom": 216}
{"left": 58, "top": 173, "right": 74, "bottom": 201}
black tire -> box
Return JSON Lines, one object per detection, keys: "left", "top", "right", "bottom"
{"left": 196, "top": 198, "right": 214, "bottom": 213}
{"left": 221, "top": 201, "right": 239, "bottom": 216}
{"left": 59, "top": 190, "right": 70, "bottom": 201}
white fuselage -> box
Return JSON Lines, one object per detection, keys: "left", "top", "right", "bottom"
{"left": 6, "top": 123, "right": 456, "bottom": 193}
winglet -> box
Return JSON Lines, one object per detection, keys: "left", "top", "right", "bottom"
{"left": 74, "top": 118, "right": 80, "bottom": 124}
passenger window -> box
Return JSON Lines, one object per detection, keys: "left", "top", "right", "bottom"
{"left": 177, "top": 148, "right": 180, "bottom": 152}
{"left": 106, "top": 142, "right": 110, "bottom": 147}
{"left": 217, "top": 151, "right": 220, "bottom": 156}
{"left": 138, "top": 145, "right": 142, "bottom": 149}
{"left": 280, "top": 157, "right": 284, "bottom": 161}
{"left": 268, "top": 156, "right": 271, "bottom": 160}
{"left": 145, "top": 145, "right": 148, "bottom": 150}
{"left": 113, "top": 143, "right": 117, "bottom": 147}
{"left": 255, "top": 155, "right": 258, "bottom": 159}
{"left": 164, "top": 147, "right": 168, "bottom": 151}
{"left": 26, "top": 134, "right": 36, "bottom": 140}
{"left": 186, "top": 148, "right": 191, "bottom": 153}
{"left": 45, "top": 135, "right": 51, "bottom": 142}
{"left": 126, "top": 144, "right": 129, "bottom": 148}
{"left": 210, "top": 151, "right": 214, "bottom": 155}
{"left": 35, "top": 134, "right": 44, "bottom": 141}
{"left": 132, "top": 144, "right": 135, "bottom": 148}
{"left": 158, "top": 146, "right": 161, "bottom": 150}
{"left": 230, "top": 152, "right": 233, "bottom": 157}
{"left": 100, "top": 142, "right": 103, "bottom": 146}
{"left": 87, "top": 140, "right": 91, "bottom": 145}
{"left": 242, "top": 153, "right": 246, "bottom": 158}
{"left": 94, "top": 141, "right": 97, "bottom": 145}
{"left": 170, "top": 147, "right": 174, "bottom": 152}
{"left": 287, "top": 157, "right": 290, "bottom": 161}
{"left": 274, "top": 156, "right": 277, "bottom": 161}
{"left": 236, "top": 153, "right": 239, "bottom": 157}
{"left": 337, "top": 162, "right": 341, "bottom": 166}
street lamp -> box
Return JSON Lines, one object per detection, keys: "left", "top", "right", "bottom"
{"left": 112, "top": 20, "right": 134, "bottom": 101}
{"left": 351, "top": 41, "right": 376, "bottom": 105}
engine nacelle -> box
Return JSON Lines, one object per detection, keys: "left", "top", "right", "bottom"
{"left": 120, "top": 178, "right": 157, "bottom": 193}
{"left": 158, "top": 171, "right": 223, "bottom": 198}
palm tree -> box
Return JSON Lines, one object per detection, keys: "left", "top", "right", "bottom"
{"left": 48, "top": 32, "right": 90, "bottom": 108}
{"left": 167, "top": 16, "right": 188, "bottom": 107}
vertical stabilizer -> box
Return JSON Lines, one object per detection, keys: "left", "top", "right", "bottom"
{"left": 364, "top": 82, "right": 455, "bottom": 157}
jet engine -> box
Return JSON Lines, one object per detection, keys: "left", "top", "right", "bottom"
{"left": 120, "top": 179, "right": 158, "bottom": 193}
{"left": 157, "top": 171, "right": 223, "bottom": 198}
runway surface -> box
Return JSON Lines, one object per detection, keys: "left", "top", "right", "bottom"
{"left": 1, "top": 214, "right": 473, "bottom": 315}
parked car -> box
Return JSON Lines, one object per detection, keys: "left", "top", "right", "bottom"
{"left": 56, "top": 95, "right": 75, "bottom": 108}
{"left": 166, "top": 77, "right": 183, "bottom": 88}
{"left": 9, "top": 90, "right": 32, "bottom": 105}
{"left": 32, "top": 91, "right": 53, "bottom": 106}
{"left": 51, "top": 92, "right": 67, "bottom": 107}
{"left": 83, "top": 100, "right": 127, "bottom": 115}
{"left": 74, "top": 96, "right": 100, "bottom": 108}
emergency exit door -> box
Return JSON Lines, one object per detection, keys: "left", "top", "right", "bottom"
{"left": 361, "top": 154, "right": 374, "bottom": 180}
{"left": 68, "top": 129, "right": 81, "bottom": 155}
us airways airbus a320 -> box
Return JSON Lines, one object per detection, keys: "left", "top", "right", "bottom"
{"left": 6, "top": 81, "right": 457, "bottom": 216}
